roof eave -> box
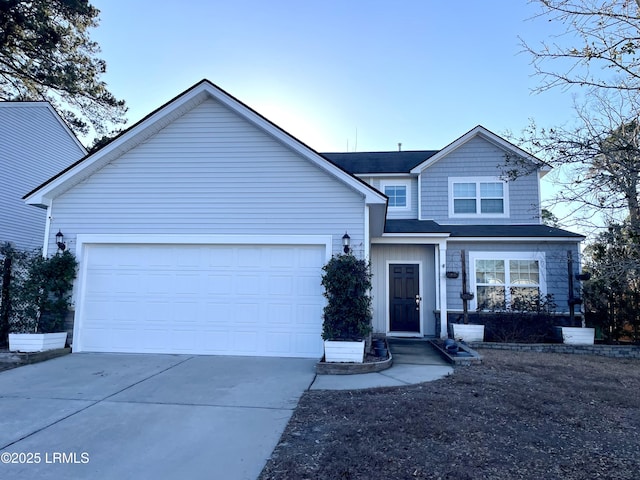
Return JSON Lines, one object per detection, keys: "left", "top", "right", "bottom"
{"left": 448, "top": 235, "right": 584, "bottom": 242}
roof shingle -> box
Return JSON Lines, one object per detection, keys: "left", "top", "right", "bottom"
{"left": 322, "top": 151, "right": 438, "bottom": 174}
{"left": 384, "top": 219, "right": 584, "bottom": 238}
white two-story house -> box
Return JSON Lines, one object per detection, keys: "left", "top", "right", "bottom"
{"left": 24, "top": 80, "right": 583, "bottom": 358}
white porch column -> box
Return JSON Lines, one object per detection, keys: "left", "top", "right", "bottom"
{"left": 437, "top": 241, "right": 448, "bottom": 339}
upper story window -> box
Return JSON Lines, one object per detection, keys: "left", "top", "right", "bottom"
{"left": 449, "top": 177, "right": 508, "bottom": 217}
{"left": 380, "top": 180, "right": 411, "bottom": 210}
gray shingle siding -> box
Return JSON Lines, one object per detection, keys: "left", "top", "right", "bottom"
{"left": 420, "top": 137, "right": 541, "bottom": 224}
{"left": 446, "top": 241, "right": 580, "bottom": 314}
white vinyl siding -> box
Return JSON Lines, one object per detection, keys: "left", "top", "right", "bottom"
{"left": 0, "top": 104, "right": 85, "bottom": 250}
{"left": 48, "top": 97, "right": 366, "bottom": 256}
{"left": 421, "top": 136, "right": 540, "bottom": 224}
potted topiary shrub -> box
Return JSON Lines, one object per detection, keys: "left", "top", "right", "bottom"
{"left": 321, "top": 253, "right": 373, "bottom": 363}
{"left": 7, "top": 250, "right": 77, "bottom": 352}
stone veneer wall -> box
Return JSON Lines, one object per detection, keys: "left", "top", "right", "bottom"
{"left": 468, "top": 342, "right": 640, "bottom": 359}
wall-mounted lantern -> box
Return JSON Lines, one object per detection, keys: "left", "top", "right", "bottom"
{"left": 56, "top": 230, "right": 66, "bottom": 253}
{"left": 342, "top": 232, "right": 351, "bottom": 254}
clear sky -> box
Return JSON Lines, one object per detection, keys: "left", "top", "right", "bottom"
{"left": 90, "top": 0, "right": 578, "bottom": 154}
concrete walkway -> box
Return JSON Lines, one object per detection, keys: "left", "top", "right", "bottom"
{"left": 310, "top": 338, "right": 453, "bottom": 390}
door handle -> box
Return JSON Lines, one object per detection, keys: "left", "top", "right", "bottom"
{"left": 415, "top": 294, "right": 422, "bottom": 310}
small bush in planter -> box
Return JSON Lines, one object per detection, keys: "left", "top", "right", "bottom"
{"left": 321, "top": 253, "right": 373, "bottom": 341}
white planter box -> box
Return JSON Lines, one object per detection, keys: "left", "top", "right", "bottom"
{"left": 324, "top": 340, "right": 365, "bottom": 363}
{"left": 557, "top": 327, "right": 595, "bottom": 345}
{"left": 452, "top": 324, "right": 485, "bottom": 342}
{"left": 8, "top": 332, "right": 67, "bottom": 352}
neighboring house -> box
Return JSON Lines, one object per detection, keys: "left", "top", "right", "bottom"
{"left": 0, "top": 102, "right": 87, "bottom": 251}
{"left": 24, "top": 80, "right": 583, "bottom": 358}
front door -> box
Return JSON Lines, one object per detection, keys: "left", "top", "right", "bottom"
{"left": 389, "top": 264, "right": 421, "bottom": 333}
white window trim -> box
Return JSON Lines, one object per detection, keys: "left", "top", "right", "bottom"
{"left": 468, "top": 251, "right": 546, "bottom": 311}
{"left": 448, "top": 176, "right": 509, "bottom": 218}
{"left": 380, "top": 179, "right": 411, "bottom": 211}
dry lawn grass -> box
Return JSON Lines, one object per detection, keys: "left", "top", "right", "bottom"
{"left": 260, "top": 349, "right": 640, "bottom": 480}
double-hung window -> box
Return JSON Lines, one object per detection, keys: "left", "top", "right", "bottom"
{"left": 469, "top": 252, "right": 545, "bottom": 310}
{"left": 380, "top": 180, "right": 411, "bottom": 211}
{"left": 449, "top": 177, "right": 508, "bottom": 217}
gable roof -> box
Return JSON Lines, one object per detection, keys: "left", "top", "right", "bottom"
{"left": 409, "top": 125, "right": 548, "bottom": 175}
{"left": 322, "top": 126, "right": 544, "bottom": 177}
{"left": 24, "top": 80, "right": 387, "bottom": 213}
{"left": 322, "top": 150, "right": 438, "bottom": 174}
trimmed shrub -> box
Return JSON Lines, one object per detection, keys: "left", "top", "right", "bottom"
{"left": 321, "top": 253, "right": 372, "bottom": 341}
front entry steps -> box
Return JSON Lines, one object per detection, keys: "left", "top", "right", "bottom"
{"left": 429, "top": 339, "right": 483, "bottom": 365}
{"left": 386, "top": 337, "right": 451, "bottom": 365}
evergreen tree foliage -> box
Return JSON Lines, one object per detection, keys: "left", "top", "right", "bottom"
{"left": 0, "top": 0, "right": 126, "bottom": 137}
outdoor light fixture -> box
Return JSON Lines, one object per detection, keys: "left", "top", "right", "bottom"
{"left": 342, "top": 232, "right": 351, "bottom": 254}
{"left": 55, "top": 230, "right": 66, "bottom": 253}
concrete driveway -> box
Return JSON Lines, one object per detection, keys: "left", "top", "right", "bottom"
{"left": 0, "top": 353, "right": 317, "bottom": 480}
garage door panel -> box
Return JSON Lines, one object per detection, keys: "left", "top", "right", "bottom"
{"left": 239, "top": 248, "right": 262, "bottom": 267}
{"left": 297, "top": 304, "right": 323, "bottom": 324}
{"left": 206, "top": 274, "right": 233, "bottom": 294}
{"left": 207, "top": 249, "right": 234, "bottom": 267}
{"left": 269, "top": 276, "right": 293, "bottom": 295}
{"left": 297, "top": 274, "right": 322, "bottom": 296}
{"left": 233, "top": 331, "right": 259, "bottom": 352}
{"left": 236, "top": 274, "right": 262, "bottom": 295}
{"left": 174, "top": 273, "right": 200, "bottom": 294}
{"left": 294, "top": 333, "right": 323, "bottom": 356}
{"left": 270, "top": 249, "right": 293, "bottom": 267}
{"left": 267, "top": 304, "right": 292, "bottom": 324}
{"left": 194, "top": 329, "right": 229, "bottom": 352}
{"left": 142, "top": 302, "right": 169, "bottom": 322}
{"left": 206, "top": 302, "right": 234, "bottom": 320}
{"left": 236, "top": 303, "right": 260, "bottom": 323}
{"left": 266, "top": 332, "right": 293, "bottom": 354}
{"left": 173, "top": 301, "right": 202, "bottom": 322}
{"left": 77, "top": 243, "right": 325, "bottom": 357}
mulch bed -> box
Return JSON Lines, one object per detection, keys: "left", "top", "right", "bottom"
{"left": 260, "top": 349, "right": 640, "bottom": 480}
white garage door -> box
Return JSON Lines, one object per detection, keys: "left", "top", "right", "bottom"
{"left": 75, "top": 243, "right": 326, "bottom": 357}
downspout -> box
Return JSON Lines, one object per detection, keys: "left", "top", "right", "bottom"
{"left": 417, "top": 172, "right": 422, "bottom": 219}
{"left": 437, "top": 240, "right": 448, "bottom": 339}
{"left": 364, "top": 204, "right": 370, "bottom": 260}
{"left": 42, "top": 201, "right": 52, "bottom": 257}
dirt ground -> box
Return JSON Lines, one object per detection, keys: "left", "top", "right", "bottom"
{"left": 259, "top": 349, "right": 640, "bottom": 480}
